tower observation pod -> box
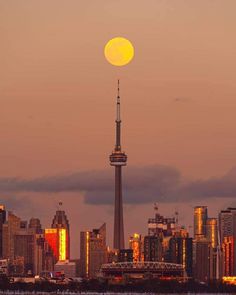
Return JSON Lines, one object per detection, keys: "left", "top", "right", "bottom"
{"left": 110, "top": 80, "right": 127, "bottom": 250}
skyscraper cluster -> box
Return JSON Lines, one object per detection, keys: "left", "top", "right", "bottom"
{"left": 191, "top": 206, "right": 236, "bottom": 282}
{"left": 0, "top": 203, "right": 71, "bottom": 277}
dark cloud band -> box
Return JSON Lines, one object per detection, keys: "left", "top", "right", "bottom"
{"left": 1, "top": 165, "right": 236, "bottom": 205}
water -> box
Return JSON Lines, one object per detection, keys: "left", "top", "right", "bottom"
{"left": 0, "top": 291, "right": 231, "bottom": 294}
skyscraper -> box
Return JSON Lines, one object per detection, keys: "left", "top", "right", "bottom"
{"left": 14, "top": 232, "right": 35, "bottom": 275}
{"left": 80, "top": 223, "right": 107, "bottom": 278}
{"left": 219, "top": 208, "right": 236, "bottom": 276}
{"left": 193, "top": 239, "right": 211, "bottom": 282}
{"left": 194, "top": 206, "right": 208, "bottom": 239}
{"left": 222, "top": 236, "right": 234, "bottom": 276}
{"left": 169, "top": 237, "right": 193, "bottom": 277}
{"left": 206, "top": 218, "right": 218, "bottom": 280}
{"left": 2, "top": 211, "right": 21, "bottom": 260}
{"left": 51, "top": 202, "right": 70, "bottom": 260}
{"left": 110, "top": 80, "right": 127, "bottom": 250}
{"left": 0, "top": 205, "right": 6, "bottom": 258}
{"left": 219, "top": 208, "right": 236, "bottom": 244}
{"left": 206, "top": 218, "right": 218, "bottom": 249}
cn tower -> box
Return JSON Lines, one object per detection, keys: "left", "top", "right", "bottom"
{"left": 110, "top": 80, "right": 127, "bottom": 250}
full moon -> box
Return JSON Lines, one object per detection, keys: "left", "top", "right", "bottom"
{"left": 104, "top": 37, "right": 134, "bottom": 66}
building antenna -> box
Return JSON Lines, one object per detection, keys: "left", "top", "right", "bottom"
{"left": 175, "top": 210, "right": 179, "bottom": 225}
{"left": 57, "top": 201, "right": 63, "bottom": 210}
{"left": 154, "top": 203, "right": 158, "bottom": 214}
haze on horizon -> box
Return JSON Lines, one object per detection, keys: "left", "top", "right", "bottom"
{"left": 1, "top": 0, "right": 236, "bottom": 257}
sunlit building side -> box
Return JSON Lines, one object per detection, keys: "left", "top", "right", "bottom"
{"left": 222, "top": 236, "right": 234, "bottom": 277}
{"left": 194, "top": 206, "right": 208, "bottom": 239}
{"left": 45, "top": 229, "right": 58, "bottom": 259}
{"left": 222, "top": 276, "right": 236, "bottom": 285}
{"left": 59, "top": 228, "right": 66, "bottom": 261}
{"left": 206, "top": 218, "right": 218, "bottom": 280}
{"left": 129, "top": 233, "right": 142, "bottom": 262}
{"left": 44, "top": 228, "right": 67, "bottom": 263}
{"left": 206, "top": 218, "right": 218, "bottom": 249}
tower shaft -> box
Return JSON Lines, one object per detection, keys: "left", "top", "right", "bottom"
{"left": 114, "top": 166, "right": 124, "bottom": 249}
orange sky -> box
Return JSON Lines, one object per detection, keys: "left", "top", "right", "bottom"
{"left": 1, "top": 1, "right": 236, "bottom": 257}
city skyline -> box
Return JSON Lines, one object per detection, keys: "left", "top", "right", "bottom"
{"left": 1, "top": 201, "right": 235, "bottom": 281}
{"left": 1, "top": 0, "right": 236, "bottom": 258}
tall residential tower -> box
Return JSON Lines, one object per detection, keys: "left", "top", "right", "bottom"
{"left": 194, "top": 206, "right": 208, "bottom": 239}
{"left": 110, "top": 80, "right": 127, "bottom": 250}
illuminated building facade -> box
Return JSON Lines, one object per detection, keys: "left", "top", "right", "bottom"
{"left": 206, "top": 218, "right": 218, "bottom": 249}
{"left": 206, "top": 218, "right": 218, "bottom": 280}
{"left": 193, "top": 207, "right": 220, "bottom": 281}
{"left": 110, "top": 81, "right": 127, "bottom": 250}
{"left": 45, "top": 228, "right": 67, "bottom": 262}
{"left": 222, "top": 276, "right": 236, "bottom": 285}
{"left": 194, "top": 206, "right": 208, "bottom": 239}
{"left": 222, "top": 236, "right": 234, "bottom": 276}
{"left": 51, "top": 203, "right": 70, "bottom": 260}
{"left": 58, "top": 228, "right": 66, "bottom": 261}
{"left": 219, "top": 208, "right": 236, "bottom": 276}
{"left": 45, "top": 229, "right": 58, "bottom": 259}
{"left": 0, "top": 205, "right": 6, "bottom": 258}
{"left": 80, "top": 223, "right": 107, "bottom": 278}
{"left": 129, "top": 233, "right": 142, "bottom": 262}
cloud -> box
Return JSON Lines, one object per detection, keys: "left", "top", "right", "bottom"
{"left": 1, "top": 165, "right": 236, "bottom": 205}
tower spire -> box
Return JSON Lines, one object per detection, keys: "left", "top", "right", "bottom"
{"left": 117, "top": 79, "right": 120, "bottom": 121}
{"left": 115, "top": 79, "right": 121, "bottom": 151}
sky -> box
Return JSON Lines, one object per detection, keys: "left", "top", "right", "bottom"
{"left": 1, "top": 0, "right": 236, "bottom": 258}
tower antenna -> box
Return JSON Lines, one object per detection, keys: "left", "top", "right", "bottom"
{"left": 175, "top": 210, "right": 179, "bottom": 225}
